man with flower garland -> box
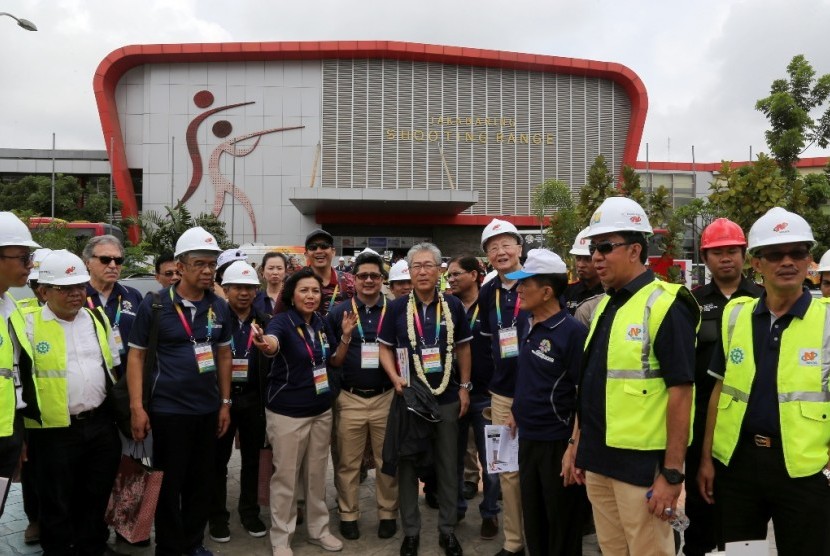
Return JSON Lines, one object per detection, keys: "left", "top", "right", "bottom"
{"left": 379, "top": 242, "right": 473, "bottom": 556}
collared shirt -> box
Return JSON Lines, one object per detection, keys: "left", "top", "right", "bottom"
{"left": 228, "top": 307, "right": 270, "bottom": 401}
{"left": 563, "top": 280, "right": 605, "bottom": 316}
{"left": 378, "top": 293, "right": 473, "bottom": 405}
{"left": 265, "top": 308, "right": 337, "bottom": 417}
{"left": 513, "top": 309, "right": 587, "bottom": 442}
{"left": 128, "top": 285, "right": 232, "bottom": 416}
{"left": 86, "top": 281, "right": 144, "bottom": 379}
{"left": 29, "top": 305, "right": 120, "bottom": 415}
{"left": 709, "top": 289, "right": 813, "bottom": 438}
{"left": 478, "top": 275, "right": 529, "bottom": 397}
{"left": 327, "top": 295, "right": 392, "bottom": 391}
{"left": 575, "top": 269, "right": 697, "bottom": 487}
{"left": 253, "top": 290, "right": 279, "bottom": 316}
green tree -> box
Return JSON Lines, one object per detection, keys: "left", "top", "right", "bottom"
{"left": 708, "top": 155, "right": 787, "bottom": 233}
{"left": 0, "top": 175, "right": 120, "bottom": 222}
{"left": 531, "top": 179, "right": 579, "bottom": 257}
{"left": 756, "top": 55, "right": 830, "bottom": 181}
{"left": 619, "top": 165, "right": 647, "bottom": 206}
{"left": 577, "top": 155, "right": 616, "bottom": 224}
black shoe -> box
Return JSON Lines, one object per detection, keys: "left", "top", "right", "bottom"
{"left": 400, "top": 535, "right": 420, "bottom": 556}
{"left": 208, "top": 522, "right": 230, "bottom": 543}
{"left": 480, "top": 516, "right": 498, "bottom": 540}
{"left": 439, "top": 532, "right": 463, "bottom": 556}
{"left": 494, "top": 549, "right": 525, "bottom": 556}
{"left": 242, "top": 516, "right": 268, "bottom": 538}
{"left": 462, "top": 480, "right": 477, "bottom": 500}
{"left": 378, "top": 519, "right": 398, "bottom": 539}
{"left": 115, "top": 532, "right": 151, "bottom": 547}
{"left": 340, "top": 520, "right": 360, "bottom": 540}
{"left": 424, "top": 491, "right": 439, "bottom": 509}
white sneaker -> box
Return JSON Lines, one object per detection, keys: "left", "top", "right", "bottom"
{"left": 308, "top": 533, "right": 343, "bottom": 552}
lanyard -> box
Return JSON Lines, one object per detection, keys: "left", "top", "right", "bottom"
{"left": 169, "top": 287, "right": 213, "bottom": 343}
{"left": 329, "top": 284, "right": 339, "bottom": 311}
{"left": 469, "top": 304, "right": 479, "bottom": 329}
{"left": 351, "top": 297, "right": 387, "bottom": 342}
{"left": 495, "top": 288, "right": 521, "bottom": 329}
{"left": 230, "top": 318, "right": 256, "bottom": 357}
{"left": 86, "top": 294, "right": 123, "bottom": 326}
{"left": 412, "top": 298, "right": 441, "bottom": 347}
{"left": 296, "top": 324, "right": 326, "bottom": 366}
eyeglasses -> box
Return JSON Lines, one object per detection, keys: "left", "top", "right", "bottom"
{"left": 410, "top": 262, "right": 438, "bottom": 272}
{"left": 161, "top": 270, "right": 181, "bottom": 277}
{"left": 758, "top": 248, "right": 811, "bottom": 262}
{"left": 184, "top": 260, "right": 218, "bottom": 271}
{"left": 92, "top": 255, "right": 124, "bottom": 266}
{"left": 0, "top": 253, "right": 33, "bottom": 265}
{"left": 355, "top": 272, "right": 383, "bottom": 281}
{"left": 47, "top": 284, "right": 87, "bottom": 293}
{"left": 306, "top": 242, "right": 332, "bottom": 251}
{"left": 486, "top": 242, "right": 521, "bottom": 255}
{"left": 589, "top": 241, "right": 632, "bottom": 255}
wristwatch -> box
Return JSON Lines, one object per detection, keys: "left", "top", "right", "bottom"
{"left": 822, "top": 467, "right": 830, "bottom": 485}
{"left": 221, "top": 398, "right": 233, "bottom": 407}
{"left": 660, "top": 467, "right": 685, "bottom": 485}
{"left": 459, "top": 382, "right": 473, "bottom": 392}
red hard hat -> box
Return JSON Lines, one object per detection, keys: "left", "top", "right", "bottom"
{"left": 700, "top": 218, "right": 747, "bottom": 249}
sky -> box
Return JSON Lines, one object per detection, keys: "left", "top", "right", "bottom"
{"left": 1, "top": 0, "right": 829, "bottom": 164}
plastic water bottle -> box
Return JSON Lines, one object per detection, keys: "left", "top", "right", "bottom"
{"left": 646, "top": 489, "right": 690, "bottom": 532}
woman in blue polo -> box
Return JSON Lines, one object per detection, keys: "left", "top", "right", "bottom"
{"left": 505, "top": 249, "right": 591, "bottom": 556}
{"left": 252, "top": 267, "right": 356, "bottom": 555}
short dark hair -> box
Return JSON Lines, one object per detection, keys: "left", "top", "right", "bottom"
{"left": 281, "top": 267, "right": 323, "bottom": 308}
{"left": 155, "top": 252, "right": 175, "bottom": 274}
{"left": 353, "top": 252, "right": 387, "bottom": 278}
{"left": 525, "top": 273, "right": 569, "bottom": 298}
{"left": 448, "top": 255, "right": 483, "bottom": 287}
{"left": 261, "top": 251, "right": 289, "bottom": 270}
{"left": 619, "top": 231, "right": 649, "bottom": 264}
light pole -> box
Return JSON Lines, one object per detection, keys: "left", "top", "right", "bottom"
{"left": 0, "top": 12, "right": 37, "bottom": 31}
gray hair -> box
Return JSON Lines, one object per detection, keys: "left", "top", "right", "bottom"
{"left": 82, "top": 235, "right": 124, "bottom": 262}
{"left": 406, "top": 242, "right": 442, "bottom": 267}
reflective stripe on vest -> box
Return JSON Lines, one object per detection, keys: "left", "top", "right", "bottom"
{"left": 0, "top": 316, "right": 15, "bottom": 437}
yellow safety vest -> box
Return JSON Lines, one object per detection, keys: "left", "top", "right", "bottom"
{"left": 585, "top": 279, "right": 699, "bottom": 450}
{"left": 712, "top": 296, "right": 830, "bottom": 478}
{"left": 24, "top": 307, "right": 114, "bottom": 429}
{"left": 0, "top": 294, "right": 35, "bottom": 437}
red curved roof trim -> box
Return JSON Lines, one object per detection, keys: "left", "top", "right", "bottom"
{"left": 94, "top": 41, "right": 648, "bottom": 240}
{"left": 633, "top": 156, "right": 830, "bottom": 173}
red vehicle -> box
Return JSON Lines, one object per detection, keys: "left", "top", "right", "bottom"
{"left": 27, "top": 217, "right": 124, "bottom": 243}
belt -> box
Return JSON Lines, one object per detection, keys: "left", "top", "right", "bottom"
{"left": 343, "top": 385, "right": 390, "bottom": 399}
{"left": 745, "top": 433, "right": 778, "bottom": 448}
{"left": 70, "top": 406, "right": 104, "bottom": 423}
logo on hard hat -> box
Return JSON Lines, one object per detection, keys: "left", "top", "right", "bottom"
{"left": 492, "top": 223, "right": 502, "bottom": 230}
{"left": 630, "top": 215, "right": 642, "bottom": 224}
{"left": 591, "top": 211, "right": 602, "bottom": 225}
{"left": 773, "top": 222, "right": 788, "bottom": 233}
{"left": 800, "top": 349, "right": 819, "bottom": 366}
{"left": 579, "top": 238, "right": 587, "bottom": 245}
{"left": 65, "top": 266, "right": 75, "bottom": 274}
{"left": 205, "top": 237, "right": 214, "bottom": 244}
{"left": 242, "top": 269, "right": 251, "bottom": 275}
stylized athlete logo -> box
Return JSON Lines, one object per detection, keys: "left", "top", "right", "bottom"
{"left": 180, "top": 90, "right": 304, "bottom": 239}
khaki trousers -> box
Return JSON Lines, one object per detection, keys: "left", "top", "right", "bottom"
{"left": 334, "top": 389, "right": 398, "bottom": 521}
{"left": 585, "top": 471, "right": 674, "bottom": 556}
{"left": 265, "top": 409, "right": 333, "bottom": 549}
{"left": 491, "top": 392, "right": 524, "bottom": 552}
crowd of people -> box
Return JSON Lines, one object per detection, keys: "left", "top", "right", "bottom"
{"left": 1, "top": 196, "right": 830, "bottom": 556}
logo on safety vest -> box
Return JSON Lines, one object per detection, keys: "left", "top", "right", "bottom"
{"left": 538, "top": 339, "right": 551, "bottom": 354}
{"left": 36, "top": 341, "right": 50, "bottom": 354}
{"left": 729, "top": 347, "right": 744, "bottom": 365}
{"left": 799, "top": 348, "right": 820, "bottom": 366}
{"left": 627, "top": 325, "right": 643, "bottom": 341}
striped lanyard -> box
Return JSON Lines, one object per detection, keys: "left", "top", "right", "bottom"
{"left": 469, "top": 304, "right": 480, "bottom": 330}
{"left": 87, "top": 294, "right": 122, "bottom": 326}
{"left": 170, "top": 287, "right": 213, "bottom": 343}
{"left": 230, "top": 318, "right": 255, "bottom": 357}
{"left": 495, "top": 288, "right": 520, "bottom": 329}
{"left": 296, "top": 323, "right": 326, "bottom": 366}
{"left": 351, "top": 296, "right": 386, "bottom": 342}
{"left": 412, "top": 298, "right": 441, "bottom": 347}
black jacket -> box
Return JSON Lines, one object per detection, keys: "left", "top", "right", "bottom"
{"left": 381, "top": 379, "right": 441, "bottom": 477}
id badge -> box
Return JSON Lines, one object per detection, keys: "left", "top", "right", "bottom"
{"left": 194, "top": 342, "right": 216, "bottom": 373}
{"left": 231, "top": 358, "right": 249, "bottom": 382}
{"left": 420, "top": 347, "right": 442, "bottom": 373}
{"left": 313, "top": 363, "right": 330, "bottom": 394}
{"left": 112, "top": 325, "right": 125, "bottom": 354}
{"left": 499, "top": 327, "right": 519, "bottom": 359}
{"left": 361, "top": 342, "right": 380, "bottom": 369}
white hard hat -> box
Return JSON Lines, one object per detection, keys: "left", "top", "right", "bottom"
{"left": 338, "top": 257, "right": 345, "bottom": 262}
{"left": 221, "top": 261, "right": 260, "bottom": 286}
{"left": 38, "top": 249, "right": 89, "bottom": 286}
{"left": 359, "top": 248, "right": 380, "bottom": 256}
{"left": 0, "top": 212, "right": 41, "bottom": 248}
{"left": 174, "top": 226, "right": 222, "bottom": 257}
{"left": 217, "top": 248, "right": 247, "bottom": 269}
{"left": 481, "top": 218, "right": 522, "bottom": 251}
{"left": 28, "top": 248, "right": 53, "bottom": 281}
{"left": 584, "top": 197, "right": 653, "bottom": 238}
{"left": 570, "top": 227, "right": 591, "bottom": 256}
{"left": 818, "top": 249, "right": 830, "bottom": 273}
{"left": 747, "top": 206, "right": 815, "bottom": 255}
{"left": 388, "top": 260, "right": 410, "bottom": 282}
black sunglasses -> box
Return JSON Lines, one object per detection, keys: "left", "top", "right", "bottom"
{"left": 306, "top": 242, "right": 332, "bottom": 251}
{"left": 758, "top": 248, "right": 811, "bottom": 263}
{"left": 93, "top": 255, "right": 125, "bottom": 265}
{"left": 355, "top": 272, "right": 383, "bottom": 281}
{"left": 588, "top": 241, "right": 631, "bottom": 255}
{"left": 161, "top": 270, "right": 181, "bottom": 277}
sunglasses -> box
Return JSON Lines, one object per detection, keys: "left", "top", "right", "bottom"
{"left": 355, "top": 272, "right": 383, "bottom": 281}
{"left": 93, "top": 255, "right": 124, "bottom": 265}
{"left": 306, "top": 242, "right": 332, "bottom": 251}
{"left": 588, "top": 241, "right": 631, "bottom": 255}
{"left": 758, "top": 248, "right": 811, "bottom": 263}
{"left": 161, "top": 270, "right": 181, "bottom": 277}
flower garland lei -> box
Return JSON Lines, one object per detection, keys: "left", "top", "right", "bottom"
{"left": 406, "top": 291, "right": 454, "bottom": 395}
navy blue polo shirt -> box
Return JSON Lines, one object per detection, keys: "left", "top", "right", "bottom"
{"left": 228, "top": 307, "right": 271, "bottom": 400}
{"left": 327, "top": 295, "right": 393, "bottom": 391}
{"left": 513, "top": 310, "right": 587, "bottom": 442}
{"left": 378, "top": 293, "right": 473, "bottom": 405}
{"left": 253, "top": 291, "right": 278, "bottom": 316}
{"left": 264, "top": 308, "right": 338, "bottom": 417}
{"left": 709, "top": 289, "right": 813, "bottom": 439}
{"left": 86, "top": 281, "right": 144, "bottom": 379}
{"left": 457, "top": 296, "right": 494, "bottom": 402}
{"left": 478, "top": 276, "right": 529, "bottom": 397}
{"left": 575, "top": 270, "right": 698, "bottom": 487}
{"left": 128, "top": 285, "right": 232, "bottom": 416}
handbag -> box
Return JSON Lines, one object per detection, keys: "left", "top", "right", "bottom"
{"left": 257, "top": 446, "right": 274, "bottom": 506}
{"left": 105, "top": 452, "right": 163, "bottom": 543}
{"left": 109, "top": 291, "right": 162, "bottom": 438}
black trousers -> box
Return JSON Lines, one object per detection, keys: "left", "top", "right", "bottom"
{"left": 518, "top": 438, "right": 591, "bottom": 556}
{"left": 717, "top": 438, "right": 830, "bottom": 556}
{"left": 30, "top": 412, "right": 121, "bottom": 556}
{"left": 151, "top": 412, "right": 218, "bottom": 556}
{"left": 0, "top": 414, "right": 24, "bottom": 519}
{"left": 209, "top": 398, "right": 265, "bottom": 526}
{"left": 683, "top": 431, "right": 719, "bottom": 556}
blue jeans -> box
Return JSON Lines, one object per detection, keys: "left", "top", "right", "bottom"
{"left": 457, "top": 395, "right": 501, "bottom": 519}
